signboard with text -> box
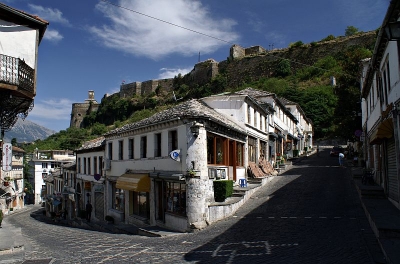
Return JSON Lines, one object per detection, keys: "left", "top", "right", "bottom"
{"left": 2, "top": 143, "right": 12, "bottom": 171}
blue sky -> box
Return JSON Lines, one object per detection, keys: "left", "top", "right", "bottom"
{"left": 4, "top": 0, "right": 389, "bottom": 132}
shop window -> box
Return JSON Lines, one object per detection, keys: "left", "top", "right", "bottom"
{"left": 248, "top": 137, "right": 256, "bottom": 162}
{"left": 129, "top": 191, "right": 150, "bottom": 218}
{"left": 237, "top": 142, "right": 244, "bottom": 166}
{"left": 111, "top": 182, "right": 124, "bottom": 212}
{"left": 166, "top": 182, "right": 186, "bottom": 216}
{"left": 207, "top": 133, "right": 227, "bottom": 165}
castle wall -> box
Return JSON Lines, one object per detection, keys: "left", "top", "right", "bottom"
{"left": 120, "top": 82, "right": 141, "bottom": 98}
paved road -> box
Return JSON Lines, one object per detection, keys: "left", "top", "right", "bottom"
{"left": 1, "top": 149, "right": 384, "bottom": 263}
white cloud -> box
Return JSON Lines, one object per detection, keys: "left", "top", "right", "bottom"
{"left": 158, "top": 67, "right": 192, "bottom": 79}
{"left": 28, "top": 4, "right": 71, "bottom": 26}
{"left": 246, "top": 12, "right": 265, "bottom": 33}
{"left": 26, "top": 98, "right": 73, "bottom": 131}
{"left": 89, "top": 0, "right": 239, "bottom": 60}
{"left": 43, "top": 29, "right": 63, "bottom": 42}
{"left": 30, "top": 98, "right": 73, "bottom": 121}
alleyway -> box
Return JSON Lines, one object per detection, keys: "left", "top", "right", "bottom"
{"left": 1, "top": 148, "right": 384, "bottom": 263}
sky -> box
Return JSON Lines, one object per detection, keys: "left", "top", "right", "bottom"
{"left": 3, "top": 0, "right": 390, "bottom": 132}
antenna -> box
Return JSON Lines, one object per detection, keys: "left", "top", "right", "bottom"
{"left": 173, "top": 91, "right": 183, "bottom": 101}
{"left": 198, "top": 52, "right": 200, "bottom": 62}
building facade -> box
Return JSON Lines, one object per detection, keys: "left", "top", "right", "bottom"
{"left": 360, "top": 0, "right": 400, "bottom": 209}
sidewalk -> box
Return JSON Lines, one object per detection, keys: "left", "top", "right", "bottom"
{"left": 350, "top": 165, "right": 400, "bottom": 264}
{"left": 0, "top": 206, "right": 30, "bottom": 255}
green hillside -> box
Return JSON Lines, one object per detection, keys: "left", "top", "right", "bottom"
{"left": 24, "top": 29, "right": 377, "bottom": 152}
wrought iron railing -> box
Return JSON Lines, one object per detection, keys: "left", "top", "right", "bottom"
{"left": 0, "top": 54, "right": 35, "bottom": 95}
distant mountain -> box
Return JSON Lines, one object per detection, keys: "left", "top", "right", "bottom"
{"left": 4, "top": 119, "right": 56, "bottom": 143}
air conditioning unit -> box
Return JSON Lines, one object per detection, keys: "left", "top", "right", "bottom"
{"left": 105, "top": 159, "right": 111, "bottom": 170}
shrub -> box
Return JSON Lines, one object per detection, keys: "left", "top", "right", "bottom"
{"left": 213, "top": 180, "right": 234, "bottom": 202}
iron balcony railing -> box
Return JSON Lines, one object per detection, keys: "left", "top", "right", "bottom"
{"left": 0, "top": 54, "right": 35, "bottom": 95}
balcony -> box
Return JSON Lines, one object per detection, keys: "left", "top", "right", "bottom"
{"left": 0, "top": 54, "right": 35, "bottom": 130}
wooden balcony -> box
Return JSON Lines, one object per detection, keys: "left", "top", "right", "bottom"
{"left": 0, "top": 53, "right": 35, "bottom": 130}
{"left": 0, "top": 53, "right": 35, "bottom": 97}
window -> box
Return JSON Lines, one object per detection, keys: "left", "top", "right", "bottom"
{"left": 128, "top": 138, "right": 134, "bottom": 159}
{"left": 111, "top": 182, "right": 124, "bottom": 212}
{"left": 118, "top": 140, "right": 123, "bottom": 160}
{"left": 42, "top": 163, "right": 48, "bottom": 169}
{"left": 83, "top": 158, "right": 87, "bottom": 175}
{"left": 254, "top": 111, "right": 257, "bottom": 127}
{"left": 154, "top": 133, "right": 162, "bottom": 157}
{"left": 247, "top": 105, "right": 251, "bottom": 124}
{"left": 129, "top": 191, "right": 150, "bottom": 218}
{"left": 140, "top": 136, "right": 147, "bottom": 158}
{"left": 168, "top": 130, "right": 178, "bottom": 152}
{"left": 166, "top": 182, "right": 186, "bottom": 216}
{"left": 99, "top": 156, "right": 103, "bottom": 176}
{"left": 237, "top": 142, "right": 244, "bottom": 166}
{"left": 77, "top": 158, "right": 81, "bottom": 173}
{"left": 248, "top": 137, "right": 256, "bottom": 162}
{"left": 88, "top": 157, "right": 92, "bottom": 175}
{"left": 93, "top": 157, "right": 97, "bottom": 175}
{"left": 207, "top": 133, "right": 227, "bottom": 165}
{"left": 108, "top": 142, "right": 113, "bottom": 160}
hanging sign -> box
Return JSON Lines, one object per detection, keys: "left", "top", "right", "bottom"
{"left": 2, "top": 143, "right": 12, "bottom": 171}
{"left": 169, "top": 149, "right": 181, "bottom": 162}
{"left": 94, "top": 174, "right": 101, "bottom": 181}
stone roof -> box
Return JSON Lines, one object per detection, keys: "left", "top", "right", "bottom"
{"left": 235, "top": 87, "right": 275, "bottom": 98}
{"left": 77, "top": 137, "right": 105, "bottom": 151}
{"left": 105, "top": 99, "right": 246, "bottom": 136}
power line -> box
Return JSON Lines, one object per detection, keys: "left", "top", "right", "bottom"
{"left": 100, "top": 0, "right": 233, "bottom": 45}
{"left": 100, "top": 0, "right": 359, "bottom": 80}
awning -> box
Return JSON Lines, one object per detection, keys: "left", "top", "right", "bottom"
{"left": 287, "top": 133, "right": 295, "bottom": 139}
{"left": 369, "top": 118, "right": 393, "bottom": 145}
{"left": 116, "top": 173, "right": 150, "bottom": 192}
{"left": 269, "top": 132, "right": 278, "bottom": 139}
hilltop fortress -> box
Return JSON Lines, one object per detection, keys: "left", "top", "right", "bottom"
{"left": 70, "top": 31, "right": 377, "bottom": 128}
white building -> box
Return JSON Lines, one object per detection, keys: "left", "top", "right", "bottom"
{"left": 360, "top": 0, "right": 400, "bottom": 208}
{"left": 104, "top": 99, "right": 248, "bottom": 231}
{"left": 28, "top": 149, "right": 75, "bottom": 205}
{"left": 0, "top": 146, "right": 25, "bottom": 214}
{"left": 75, "top": 137, "right": 105, "bottom": 221}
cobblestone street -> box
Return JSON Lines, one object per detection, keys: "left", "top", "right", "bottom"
{"left": 0, "top": 149, "right": 384, "bottom": 263}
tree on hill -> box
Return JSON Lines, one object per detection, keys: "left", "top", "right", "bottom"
{"left": 345, "top": 26, "right": 360, "bottom": 36}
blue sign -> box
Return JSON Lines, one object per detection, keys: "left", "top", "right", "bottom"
{"left": 169, "top": 149, "right": 181, "bottom": 162}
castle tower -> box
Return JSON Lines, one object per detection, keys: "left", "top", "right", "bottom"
{"left": 70, "top": 90, "right": 100, "bottom": 129}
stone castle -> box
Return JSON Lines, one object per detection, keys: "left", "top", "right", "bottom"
{"left": 70, "top": 31, "right": 376, "bottom": 128}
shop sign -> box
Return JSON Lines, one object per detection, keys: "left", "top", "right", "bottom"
{"left": 84, "top": 182, "right": 91, "bottom": 190}
{"left": 2, "top": 143, "right": 12, "bottom": 171}
{"left": 94, "top": 184, "right": 104, "bottom": 193}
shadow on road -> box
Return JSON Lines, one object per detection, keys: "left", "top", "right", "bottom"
{"left": 184, "top": 150, "right": 376, "bottom": 264}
